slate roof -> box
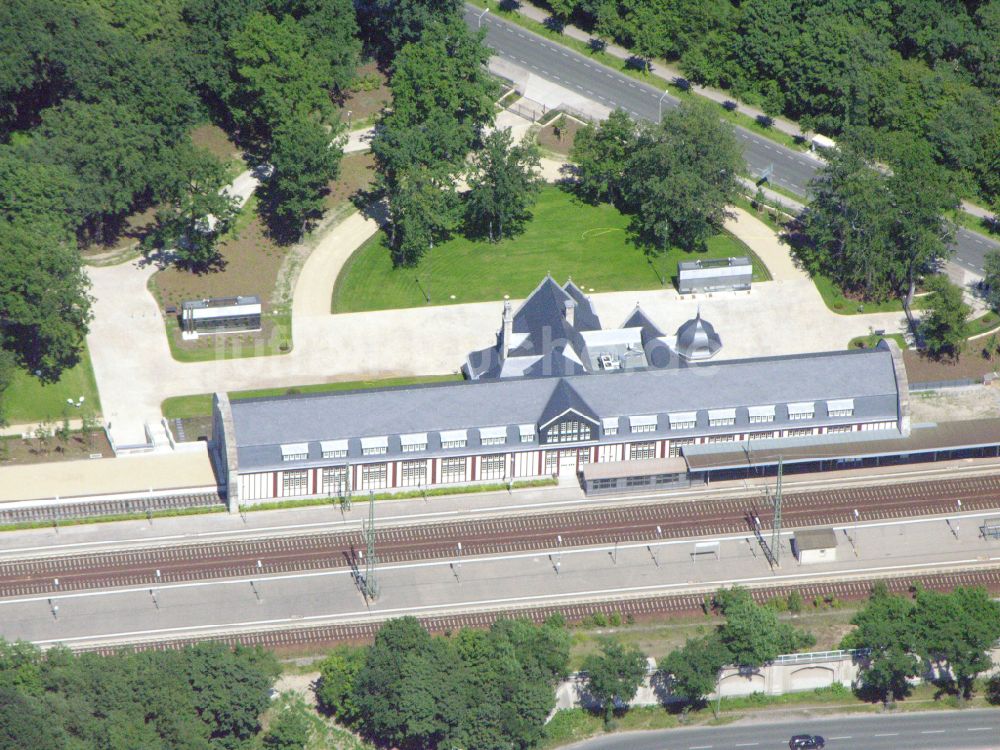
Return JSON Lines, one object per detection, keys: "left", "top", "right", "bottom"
{"left": 231, "top": 347, "right": 902, "bottom": 471}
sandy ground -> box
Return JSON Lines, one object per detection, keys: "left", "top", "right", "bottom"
{"left": 908, "top": 383, "right": 1000, "bottom": 424}
{"left": 273, "top": 672, "right": 320, "bottom": 707}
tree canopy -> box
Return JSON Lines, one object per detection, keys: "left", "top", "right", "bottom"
{"left": 0, "top": 638, "right": 279, "bottom": 750}
{"left": 464, "top": 128, "right": 543, "bottom": 242}
{"left": 582, "top": 640, "right": 648, "bottom": 725}
{"left": 332, "top": 615, "right": 570, "bottom": 750}
{"left": 843, "top": 584, "right": 1000, "bottom": 700}
{"left": 544, "top": 0, "right": 999, "bottom": 207}
{"left": 920, "top": 275, "right": 969, "bottom": 360}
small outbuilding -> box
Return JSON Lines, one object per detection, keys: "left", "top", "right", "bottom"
{"left": 677, "top": 256, "right": 752, "bottom": 294}
{"left": 181, "top": 295, "right": 262, "bottom": 339}
{"left": 793, "top": 528, "right": 838, "bottom": 564}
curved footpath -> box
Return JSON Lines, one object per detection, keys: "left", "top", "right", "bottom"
{"left": 74, "top": 158, "right": 904, "bottom": 446}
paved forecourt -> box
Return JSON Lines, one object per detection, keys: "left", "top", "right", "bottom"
{"left": 4, "top": 502, "right": 998, "bottom": 647}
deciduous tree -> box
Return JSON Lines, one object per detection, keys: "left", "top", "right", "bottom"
{"left": 570, "top": 108, "right": 637, "bottom": 205}
{"left": 920, "top": 275, "right": 969, "bottom": 360}
{"left": 582, "top": 640, "right": 648, "bottom": 725}
{"left": 661, "top": 634, "right": 730, "bottom": 706}
{"left": 622, "top": 100, "right": 741, "bottom": 252}
{"left": 465, "top": 128, "right": 542, "bottom": 242}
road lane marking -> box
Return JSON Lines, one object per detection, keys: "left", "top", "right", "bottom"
{"left": 827, "top": 737, "right": 851, "bottom": 740}
{"left": 873, "top": 733, "right": 898, "bottom": 737}
{"left": 921, "top": 730, "right": 946, "bottom": 734}
{"left": 967, "top": 727, "right": 993, "bottom": 731}
{"left": 734, "top": 743, "right": 759, "bottom": 747}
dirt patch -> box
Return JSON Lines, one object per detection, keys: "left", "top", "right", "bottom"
{"left": 909, "top": 383, "right": 1000, "bottom": 423}
{"left": 537, "top": 116, "right": 585, "bottom": 156}
{"left": 273, "top": 672, "right": 320, "bottom": 707}
{"left": 0, "top": 430, "right": 112, "bottom": 465}
{"left": 339, "top": 63, "right": 391, "bottom": 126}
{"left": 190, "top": 123, "right": 241, "bottom": 162}
{"left": 902, "top": 347, "right": 999, "bottom": 384}
{"left": 323, "top": 152, "right": 376, "bottom": 211}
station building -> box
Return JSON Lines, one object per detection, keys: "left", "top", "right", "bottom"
{"left": 210, "top": 280, "right": 911, "bottom": 507}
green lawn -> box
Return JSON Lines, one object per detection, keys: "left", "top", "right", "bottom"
{"left": 332, "top": 187, "right": 764, "bottom": 312}
{"left": 848, "top": 333, "right": 909, "bottom": 350}
{"left": 2, "top": 347, "right": 102, "bottom": 425}
{"left": 161, "top": 373, "right": 463, "bottom": 420}
{"left": 813, "top": 273, "right": 930, "bottom": 316}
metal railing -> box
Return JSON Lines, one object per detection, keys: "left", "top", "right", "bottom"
{"left": 910, "top": 377, "right": 980, "bottom": 391}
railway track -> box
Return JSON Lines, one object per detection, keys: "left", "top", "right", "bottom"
{"left": 77, "top": 565, "right": 1000, "bottom": 655}
{"left": 3, "top": 475, "right": 1000, "bottom": 597}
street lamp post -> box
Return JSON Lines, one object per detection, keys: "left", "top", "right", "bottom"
{"left": 454, "top": 542, "right": 462, "bottom": 581}
{"left": 955, "top": 499, "right": 962, "bottom": 537}
{"left": 853, "top": 508, "right": 860, "bottom": 557}
{"left": 477, "top": 7, "right": 489, "bottom": 27}
{"left": 658, "top": 91, "right": 669, "bottom": 122}
{"left": 554, "top": 535, "right": 562, "bottom": 574}
{"left": 650, "top": 525, "right": 663, "bottom": 567}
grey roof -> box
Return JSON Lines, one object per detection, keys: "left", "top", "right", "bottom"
{"left": 231, "top": 347, "right": 901, "bottom": 471}
{"left": 794, "top": 528, "right": 838, "bottom": 550}
{"left": 539, "top": 379, "right": 598, "bottom": 427}
{"left": 675, "top": 312, "right": 722, "bottom": 360}
{"left": 563, "top": 280, "right": 602, "bottom": 331}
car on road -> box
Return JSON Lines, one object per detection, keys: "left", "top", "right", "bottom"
{"left": 789, "top": 736, "right": 825, "bottom": 749}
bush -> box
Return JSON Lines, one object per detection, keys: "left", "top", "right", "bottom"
{"left": 787, "top": 590, "right": 804, "bottom": 614}
{"left": 591, "top": 612, "right": 608, "bottom": 627}
{"left": 987, "top": 675, "right": 1000, "bottom": 705}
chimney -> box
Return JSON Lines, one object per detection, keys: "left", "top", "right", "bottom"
{"left": 564, "top": 298, "right": 576, "bottom": 327}
{"left": 501, "top": 298, "right": 512, "bottom": 359}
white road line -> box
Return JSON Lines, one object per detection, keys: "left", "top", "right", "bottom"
{"left": 734, "top": 743, "right": 759, "bottom": 747}
{"left": 873, "top": 733, "right": 899, "bottom": 737}
{"left": 967, "top": 727, "right": 993, "bottom": 731}
{"left": 689, "top": 746, "right": 713, "bottom": 749}
{"left": 827, "top": 737, "right": 851, "bottom": 740}
{"left": 921, "top": 730, "right": 946, "bottom": 734}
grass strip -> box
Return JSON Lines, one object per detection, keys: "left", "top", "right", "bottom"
{"left": 0, "top": 504, "right": 224, "bottom": 533}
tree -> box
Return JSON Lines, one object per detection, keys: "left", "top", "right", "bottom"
{"left": 315, "top": 644, "right": 367, "bottom": 719}
{"left": 263, "top": 700, "right": 311, "bottom": 750}
{"left": 259, "top": 115, "right": 344, "bottom": 242}
{"left": 27, "top": 99, "right": 164, "bottom": 242}
{"left": 570, "top": 108, "right": 637, "bottom": 205}
{"left": 911, "top": 587, "right": 1000, "bottom": 698}
{"left": 227, "top": 12, "right": 333, "bottom": 143}
{"left": 920, "top": 275, "right": 969, "bottom": 360}
{"left": 465, "top": 128, "right": 542, "bottom": 242}
{"left": 622, "top": 100, "right": 742, "bottom": 252}
{"left": 0, "top": 686, "right": 67, "bottom": 750}
{"left": 581, "top": 640, "right": 647, "bottom": 725}
{"left": 840, "top": 583, "right": 920, "bottom": 703}
{"left": 146, "top": 145, "right": 240, "bottom": 271}
{"left": 799, "top": 144, "right": 956, "bottom": 315}
{"left": 0, "top": 350, "right": 16, "bottom": 428}
{"left": 983, "top": 249, "right": 1000, "bottom": 312}
{"left": 716, "top": 588, "right": 814, "bottom": 669}
{"left": 661, "top": 634, "right": 730, "bottom": 706}
{"left": 286, "top": 0, "right": 361, "bottom": 98}
{"left": 386, "top": 16, "right": 497, "bottom": 164}
{"left": 359, "top": 0, "right": 462, "bottom": 62}
{"left": 384, "top": 164, "right": 460, "bottom": 267}
{"left": 0, "top": 220, "right": 92, "bottom": 382}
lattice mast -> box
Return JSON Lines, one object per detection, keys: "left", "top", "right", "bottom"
{"left": 770, "top": 457, "right": 783, "bottom": 566}
{"left": 363, "top": 490, "right": 378, "bottom": 599}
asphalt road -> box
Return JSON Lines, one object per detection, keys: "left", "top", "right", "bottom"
{"left": 464, "top": 5, "right": 1000, "bottom": 275}
{"left": 568, "top": 709, "right": 1000, "bottom": 750}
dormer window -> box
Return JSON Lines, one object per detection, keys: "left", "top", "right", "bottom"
{"left": 668, "top": 412, "right": 697, "bottom": 430}
{"left": 826, "top": 398, "right": 855, "bottom": 418}
{"left": 320, "top": 439, "right": 348, "bottom": 459}
{"left": 602, "top": 417, "right": 619, "bottom": 436}
{"left": 440, "top": 429, "right": 468, "bottom": 449}
{"left": 788, "top": 402, "right": 814, "bottom": 421}
{"left": 280, "top": 442, "right": 309, "bottom": 461}
{"left": 479, "top": 426, "right": 507, "bottom": 446}
{"left": 361, "top": 436, "right": 388, "bottom": 456}
{"left": 400, "top": 433, "right": 427, "bottom": 453}
{"left": 708, "top": 408, "right": 736, "bottom": 427}
{"left": 748, "top": 405, "right": 775, "bottom": 424}
{"left": 518, "top": 424, "right": 535, "bottom": 443}
{"left": 629, "top": 415, "right": 657, "bottom": 433}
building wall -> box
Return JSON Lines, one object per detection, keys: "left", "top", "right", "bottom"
{"left": 234, "top": 418, "right": 895, "bottom": 504}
